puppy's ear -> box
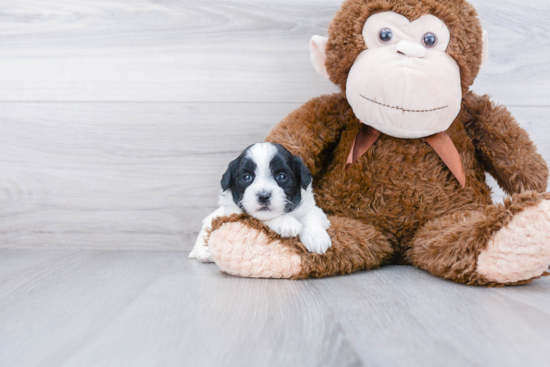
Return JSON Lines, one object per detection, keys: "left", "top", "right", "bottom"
{"left": 292, "top": 156, "right": 312, "bottom": 190}
{"left": 221, "top": 157, "right": 240, "bottom": 191}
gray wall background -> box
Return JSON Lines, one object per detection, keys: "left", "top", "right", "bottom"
{"left": 0, "top": 0, "right": 548, "bottom": 251}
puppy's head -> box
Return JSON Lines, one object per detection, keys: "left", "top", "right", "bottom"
{"left": 221, "top": 143, "right": 312, "bottom": 221}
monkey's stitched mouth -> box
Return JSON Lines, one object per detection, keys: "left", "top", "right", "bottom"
{"left": 360, "top": 95, "right": 448, "bottom": 113}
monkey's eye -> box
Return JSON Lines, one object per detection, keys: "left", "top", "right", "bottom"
{"left": 378, "top": 28, "right": 393, "bottom": 44}
{"left": 242, "top": 174, "right": 253, "bottom": 183}
{"left": 275, "top": 173, "right": 288, "bottom": 182}
{"left": 422, "top": 32, "right": 438, "bottom": 48}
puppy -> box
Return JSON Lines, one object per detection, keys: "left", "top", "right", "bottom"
{"left": 189, "top": 142, "right": 332, "bottom": 263}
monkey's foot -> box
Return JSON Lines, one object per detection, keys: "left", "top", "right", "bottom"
{"left": 477, "top": 200, "right": 550, "bottom": 283}
{"left": 208, "top": 218, "right": 303, "bottom": 279}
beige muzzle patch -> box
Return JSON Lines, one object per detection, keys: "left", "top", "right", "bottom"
{"left": 346, "top": 12, "right": 463, "bottom": 139}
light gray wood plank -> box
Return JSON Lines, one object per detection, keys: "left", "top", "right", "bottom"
{"left": 0, "top": 250, "right": 180, "bottom": 367}
{"left": 493, "top": 277, "right": 550, "bottom": 316}
{"left": 0, "top": 103, "right": 548, "bottom": 250}
{"left": 0, "top": 0, "right": 340, "bottom": 103}
{"left": 470, "top": 0, "right": 550, "bottom": 105}
{"left": 0, "top": 102, "right": 298, "bottom": 250}
{"left": 0, "top": 0, "right": 548, "bottom": 105}
{"left": 311, "top": 267, "right": 550, "bottom": 367}
{"left": 60, "top": 256, "right": 362, "bottom": 367}
{"left": 0, "top": 250, "right": 85, "bottom": 299}
{"left": 1, "top": 249, "right": 550, "bottom": 367}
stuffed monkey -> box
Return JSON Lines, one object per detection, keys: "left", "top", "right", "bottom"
{"left": 206, "top": 0, "right": 550, "bottom": 286}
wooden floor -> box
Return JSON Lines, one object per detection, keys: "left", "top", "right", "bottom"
{"left": 1, "top": 0, "right": 550, "bottom": 366}
{"left": 1, "top": 249, "right": 550, "bottom": 367}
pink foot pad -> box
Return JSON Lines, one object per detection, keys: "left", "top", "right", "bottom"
{"left": 477, "top": 201, "right": 550, "bottom": 283}
{"left": 208, "top": 222, "right": 303, "bottom": 278}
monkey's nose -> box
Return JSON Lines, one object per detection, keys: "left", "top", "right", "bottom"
{"left": 396, "top": 40, "right": 426, "bottom": 58}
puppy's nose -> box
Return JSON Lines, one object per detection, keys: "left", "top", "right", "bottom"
{"left": 257, "top": 192, "right": 271, "bottom": 204}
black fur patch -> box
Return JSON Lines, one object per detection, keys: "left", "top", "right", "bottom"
{"left": 270, "top": 144, "right": 312, "bottom": 212}
{"left": 221, "top": 145, "right": 257, "bottom": 212}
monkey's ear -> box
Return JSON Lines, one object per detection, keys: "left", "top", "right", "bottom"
{"left": 481, "top": 30, "right": 489, "bottom": 68}
{"left": 310, "top": 35, "right": 329, "bottom": 79}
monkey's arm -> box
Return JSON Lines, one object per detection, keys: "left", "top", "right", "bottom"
{"left": 462, "top": 92, "right": 549, "bottom": 194}
{"left": 266, "top": 93, "right": 350, "bottom": 176}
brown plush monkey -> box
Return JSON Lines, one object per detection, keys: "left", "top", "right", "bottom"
{"left": 206, "top": 0, "right": 550, "bottom": 286}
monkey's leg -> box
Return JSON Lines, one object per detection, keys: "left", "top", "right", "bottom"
{"left": 207, "top": 214, "right": 394, "bottom": 279}
{"left": 408, "top": 191, "right": 550, "bottom": 286}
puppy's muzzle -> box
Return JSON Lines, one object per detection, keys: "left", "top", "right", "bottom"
{"left": 257, "top": 192, "right": 272, "bottom": 205}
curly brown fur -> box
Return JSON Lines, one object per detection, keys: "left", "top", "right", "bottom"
{"left": 408, "top": 190, "right": 545, "bottom": 286}
{"left": 326, "top": 0, "right": 483, "bottom": 96}
{"left": 265, "top": 90, "right": 548, "bottom": 285}
{"left": 462, "top": 93, "right": 549, "bottom": 194}
{"left": 268, "top": 93, "right": 494, "bottom": 251}
{"left": 264, "top": 93, "right": 352, "bottom": 178}
{"left": 300, "top": 216, "right": 394, "bottom": 278}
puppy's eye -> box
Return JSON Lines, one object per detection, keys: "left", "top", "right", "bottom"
{"left": 379, "top": 28, "right": 393, "bottom": 44}
{"left": 242, "top": 174, "right": 253, "bottom": 183}
{"left": 276, "top": 174, "right": 287, "bottom": 182}
{"left": 422, "top": 32, "right": 437, "bottom": 48}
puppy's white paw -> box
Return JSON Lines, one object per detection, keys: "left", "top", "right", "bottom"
{"left": 267, "top": 215, "right": 303, "bottom": 238}
{"left": 300, "top": 226, "right": 332, "bottom": 254}
{"left": 189, "top": 244, "right": 214, "bottom": 263}
{"left": 190, "top": 229, "right": 214, "bottom": 263}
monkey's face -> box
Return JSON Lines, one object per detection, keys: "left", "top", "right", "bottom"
{"left": 310, "top": 2, "right": 488, "bottom": 140}
{"left": 345, "top": 12, "right": 462, "bottom": 139}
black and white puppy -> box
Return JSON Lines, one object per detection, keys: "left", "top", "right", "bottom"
{"left": 189, "top": 142, "right": 332, "bottom": 263}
